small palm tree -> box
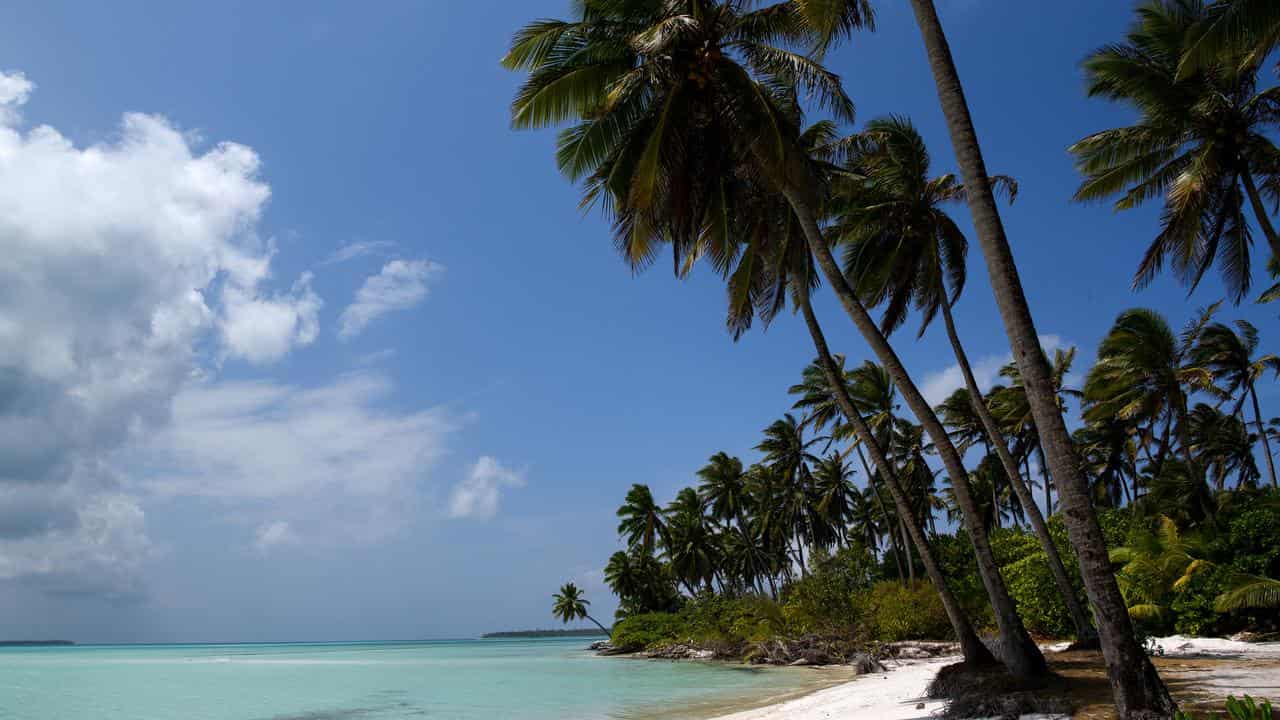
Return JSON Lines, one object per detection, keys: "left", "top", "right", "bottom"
{"left": 1191, "top": 319, "right": 1280, "bottom": 487}
{"left": 551, "top": 582, "right": 609, "bottom": 634}
{"left": 1071, "top": 0, "right": 1280, "bottom": 302}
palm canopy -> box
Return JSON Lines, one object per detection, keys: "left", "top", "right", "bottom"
{"left": 696, "top": 451, "right": 749, "bottom": 523}
{"left": 1178, "top": 0, "right": 1280, "bottom": 78}
{"left": 1070, "top": 0, "right": 1280, "bottom": 303}
{"left": 616, "top": 483, "right": 666, "bottom": 553}
{"left": 552, "top": 582, "right": 590, "bottom": 623}
{"left": 834, "top": 115, "right": 1015, "bottom": 337}
{"left": 503, "top": 0, "right": 871, "bottom": 279}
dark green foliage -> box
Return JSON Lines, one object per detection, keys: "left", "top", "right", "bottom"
{"left": 610, "top": 613, "right": 686, "bottom": 652}
{"left": 860, "top": 581, "right": 954, "bottom": 642}
{"left": 780, "top": 545, "right": 876, "bottom": 634}
{"left": 1170, "top": 564, "right": 1235, "bottom": 637}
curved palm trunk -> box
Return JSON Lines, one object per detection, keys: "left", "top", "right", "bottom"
{"left": 585, "top": 614, "right": 610, "bottom": 635}
{"left": 800, "top": 295, "right": 996, "bottom": 667}
{"left": 1250, "top": 383, "right": 1278, "bottom": 488}
{"left": 855, "top": 445, "right": 908, "bottom": 582}
{"left": 939, "top": 296, "right": 1098, "bottom": 644}
{"left": 783, "top": 185, "right": 1044, "bottom": 678}
{"left": 1242, "top": 172, "right": 1280, "bottom": 263}
{"left": 905, "top": 0, "right": 1175, "bottom": 713}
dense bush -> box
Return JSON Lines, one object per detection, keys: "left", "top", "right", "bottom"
{"left": 610, "top": 612, "right": 685, "bottom": 651}
{"left": 781, "top": 545, "right": 875, "bottom": 634}
{"left": 860, "top": 580, "right": 954, "bottom": 642}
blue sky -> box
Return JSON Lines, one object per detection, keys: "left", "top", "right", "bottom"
{"left": 0, "top": 0, "right": 1273, "bottom": 643}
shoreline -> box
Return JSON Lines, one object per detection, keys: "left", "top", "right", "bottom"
{"left": 678, "top": 635, "right": 1280, "bottom": 720}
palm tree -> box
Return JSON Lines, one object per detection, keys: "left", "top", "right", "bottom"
{"left": 1084, "top": 309, "right": 1212, "bottom": 480}
{"left": 552, "top": 582, "right": 609, "bottom": 634}
{"left": 617, "top": 483, "right": 666, "bottom": 554}
{"left": 1186, "top": 403, "right": 1260, "bottom": 490}
{"left": 504, "top": 0, "right": 1021, "bottom": 675}
{"left": 1071, "top": 0, "right": 1280, "bottom": 302}
{"left": 903, "top": 0, "right": 1174, "bottom": 710}
{"left": 697, "top": 452, "right": 750, "bottom": 524}
{"left": 1191, "top": 319, "right": 1280, "bottom": 487}
{"left": 836, "top": 115, "right": 1096, "bottom": 644}
{"left": 1178, "top": 0, "right": 1280, "bottom": 79}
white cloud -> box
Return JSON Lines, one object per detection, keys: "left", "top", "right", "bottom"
{"left": 254, "top": 520, "right": 300, "bottom": 552}
{"left": 131, "top": 372, "right": 455, "bottom": 544}
{"left": 448, "top": 457, "right": 526, "bottom": 520}
{"left": 0, "top": 70, "right": 326, "bottom": 594}
{"left": 321, "top": 240, "right": 396, "bottom": 266}
{"left": 338, "top": 259, "right": 442, "bottom": 340}
{"left": 919, "top": 334, "right": 1069, "bottom": 407}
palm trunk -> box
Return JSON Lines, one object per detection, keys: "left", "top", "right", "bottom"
{"left": 1242, "top": 171, "right": 1280, "bottom": 264}
{"left": 1038, "top": 444, "right": 1053, "bottom": 516}
{"left": 1251, "top": 383, "right": 1278, "bottom": 488}
{"left": 585, "top": 614, "right": 610, "bottom": 635}
{"left": 800, "top": 296, "right": 995, "bottom": 666}
{"left": 905, "top": 0, "right": 1175, "bottom": 713}
{"left": 857, "top": 446, "right": 907, "bottom": 582}
{"left": 939, "top": 297, "right": 1098, "bottom": 644}
{"left": 783, "top": 185, "right": 1044, "bottom": 677}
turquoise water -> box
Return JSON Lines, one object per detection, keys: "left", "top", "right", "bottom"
{"left": 0, "top": 638, "right": 833, "bottom": 720}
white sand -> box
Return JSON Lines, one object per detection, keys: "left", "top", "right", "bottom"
{"left": 711, "top": 658, "right": 951, "bottom": 720}
{"left": 1150, "top": 635, "right": 1280, "bottom": 658}
{"left": 708, "top": 636, "right": 1280, "bottom": 720}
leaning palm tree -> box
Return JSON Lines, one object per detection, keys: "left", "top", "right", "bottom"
{"left": 1191, "top": 319, "right": 1280, "bottom": 487}
{"left": 1071, "top": 0, "right": 1280, "bottom": 302}
{"left": 552, "top": 582, "right": 610, "bottom": 634}
{"left": 616, "top": 483, "right": 666, "bottom": 554}
{"left": 504, "top": 0, "right": 1038, "bottom": 676}
{"left": 902, "top": 0, "right": 1175, "bottom": 710}
{"left": 836, "top": 115, "right": 1097, "bottom": 645}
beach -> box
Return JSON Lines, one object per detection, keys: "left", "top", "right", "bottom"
{"left": 702, "top": 637, "right": 1280, "bottom": 720}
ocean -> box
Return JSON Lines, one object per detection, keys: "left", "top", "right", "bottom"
{"left": 0, "top": 638, "right": 835, "bottom": 719}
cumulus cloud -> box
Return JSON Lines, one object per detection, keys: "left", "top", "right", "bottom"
{"left": 0, "top": 70, "right": 326, "bottom": 595}
{"left": 131, "top": 372, "right": 455, "bottom": 543}
{"left": 338, "top": 259, "right": 442, "bottom": 340}
{"left": 919, "top": 334, "right": 1069, "bottom": 407}
{"left": 448, "top": 457, "right": 526, "bottom": 520}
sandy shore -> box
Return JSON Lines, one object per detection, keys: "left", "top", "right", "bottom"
{"left": 710, "top": 657, "right": 951, "bottom": 720}
{"left": 706, "top": 637, "right": 1280, "bottom": 720}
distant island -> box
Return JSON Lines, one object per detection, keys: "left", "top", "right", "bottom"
{"left": 0, "top": 641, "right": 74, "bottom": 647}
{"left": 481, "top": 629, "right": 607, "bottom": 639}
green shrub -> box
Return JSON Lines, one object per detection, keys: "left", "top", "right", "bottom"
{"left": 678, "top": 595, "right": 785, "bottom": 643}
{"left": 1224, "top": 505, "right": 1280, "bottom": 578}
{"left": 1002, "top": 551, "right": 1077, "bottom": 638}
{"left": 1170, "top": 565, "right": 1234, "bottom": 637}
{"left": 610, "top": 613, "right": 684, "bottom": 651}
{"left": 781, "top": 545, "right": 875, "bottom": 634}
{"left": 931, "top": 532, "right": 994, "bottom": 631}
{"left": 861, "top": 580, "right": 954, "bottom": 642}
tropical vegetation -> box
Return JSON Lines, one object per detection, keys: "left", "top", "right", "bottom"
{"left": 511, "top": 0, "right": 1280, "bottom": 716}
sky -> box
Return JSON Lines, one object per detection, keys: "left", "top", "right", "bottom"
{"left": 0, "top": 1, "right": 1274, "bottom": 643}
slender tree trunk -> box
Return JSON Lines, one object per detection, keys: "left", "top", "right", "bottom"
{"left": 940, "top": 297, "right": 1098, "bottom": 644}
{"left": 905, "top": 0, "right": 1175, "bottom": 713}
{"left": 585, "top": 614, "right": 610, "bottom": 635}
{"left": 783, "top": 186, "right": 1044, "bottom": 677}
{"left": 1037, "top": 444, "right": 1053, "bottom": 516}
{"left": 1251, "top": 383, "right": 1278, "bottom": 488}
{"left": 800, "top": 296, "right": 996, "bottom": 666}
{"left": 1242, "top": 171, "right": 1280, "bottom": 263}
{"left": 901, "top": 520, "right": 916, "bottom": 583}
{"left": 857, "top": 446, "right": 907, "bottom": 582}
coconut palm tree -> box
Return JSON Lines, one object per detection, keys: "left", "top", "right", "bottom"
{"left": 1084, "top": 309, "right": 1213, "bottom": 480}
{"left": 835, "top": 115, "right": 1096, "bottom": 643}
{"left": 1071, "top": 0, "right": 1280, "bottom": 302}
{"left": 1179, "top": 0, "right": 1280, "bottom": 79}
{"left": 617, "top": 483, "right": 666, "bottom": 554}
{"left": 552, "top": 582, "right": 610, "bottom": 633}
{"left": 904, "top": 0, "right": 1175, "bottom": 709}
{"left": 1186, "top": 403, "right": 1261, "bottom": 490}
{"left": 504, "top": 0, "right": 1029, "bottom": 676}
{"left": 1191, "top": 319, "right": 1280, "bottom": 487}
